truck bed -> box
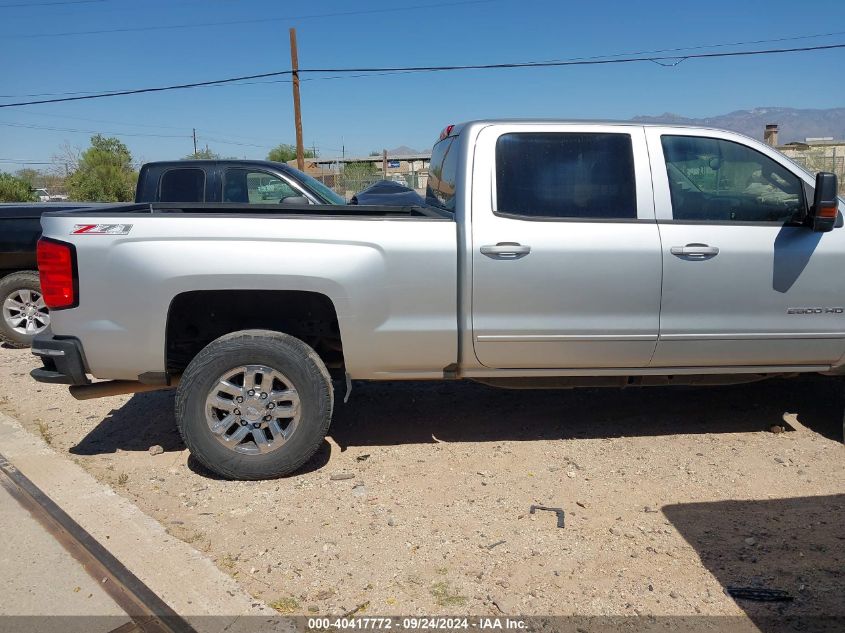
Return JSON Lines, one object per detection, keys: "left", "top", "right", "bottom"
{"left": 37, "top": 203, "right": 458, "bottom": 382}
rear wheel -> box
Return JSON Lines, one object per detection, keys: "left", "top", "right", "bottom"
{"left": 0, "top": 272, "right": 50, "bottom": 348}
{"left": 175, "top": 329, "right": 333, "bottom": 480}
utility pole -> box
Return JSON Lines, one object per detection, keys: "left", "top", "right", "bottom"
{"left": 289, "top": 27, "right": 305, "bottom": 171}
{"left": 192, "top": 128, "right": 197, "bottom": 155}
{"left": 382, "top": 149, "right": 387, "bottom": 179}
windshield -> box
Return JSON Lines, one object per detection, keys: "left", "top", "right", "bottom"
{"left": 286, "top": 166, "right": 346, "bottom": 205}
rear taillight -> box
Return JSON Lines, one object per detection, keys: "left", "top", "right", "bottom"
{"left": 37, "top": 238, "right": 77, "bottom": 309}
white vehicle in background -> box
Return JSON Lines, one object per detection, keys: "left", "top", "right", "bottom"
{"left": 31, "top": 188, "right": 69, "bottom": 202}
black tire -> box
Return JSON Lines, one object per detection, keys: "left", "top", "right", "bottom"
{"left": 0, "top": 271, "right": 48, "bottom": 349}
{"left": 175, "top": 329, "right": 334, "bottom": 480}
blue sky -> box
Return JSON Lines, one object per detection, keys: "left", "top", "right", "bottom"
{"left": 1, "top": 0, "right": 844, "bottom": 171}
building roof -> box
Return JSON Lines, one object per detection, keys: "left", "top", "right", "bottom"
{"left": 778, "top": 139, "right": 845, "bottom": 149}
{"left": 310, "top": 153, "right": 432, "bottom": 166}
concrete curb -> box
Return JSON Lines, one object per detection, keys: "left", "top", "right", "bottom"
{"left": 0, "top": 411, "right": 278, "bottom": 632}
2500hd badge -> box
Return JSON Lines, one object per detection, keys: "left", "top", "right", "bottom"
{"left": 787, "top": 307, "right": 845, "bottom": 314}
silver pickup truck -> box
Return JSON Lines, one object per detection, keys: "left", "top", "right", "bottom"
{"left": 31, "top": 120, "right": 844, "bottom": 480}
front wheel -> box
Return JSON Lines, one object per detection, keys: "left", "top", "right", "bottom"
{"left": 175, "top": 330, "right": 334, "bottom": 480}
{"left": 0, "top": 271, "right": 50, "bottom": 348}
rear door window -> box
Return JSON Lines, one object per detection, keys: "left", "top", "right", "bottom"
{"left": 495, "top": 132, "right": 637, "bottom": 220}
{"left": 159, "top": 168, "right": 205, "bottom": 202}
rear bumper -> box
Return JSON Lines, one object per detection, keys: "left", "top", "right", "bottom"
{"left": 30, "top": 334, "right": 90, "bottom": 386}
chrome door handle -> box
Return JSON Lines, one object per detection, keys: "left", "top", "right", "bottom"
{"left": 480, "top": 242, "right": 531, "bottom": 259}
{"left": 670, "top": 244, "right": 719, "bottom": 259}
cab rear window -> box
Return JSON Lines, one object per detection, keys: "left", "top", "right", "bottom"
{"left": 426, "top": 137, "right": 458, "bottom": 212}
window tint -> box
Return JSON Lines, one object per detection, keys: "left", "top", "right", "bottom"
{"left": 159, "top": 169, "right": 205, "bottom": 202}
{"left": 495, "top": 133, "right": 636, "bottom": 220}
{"left": 224, "top": 169, "right": 299, "bottom": 204}
{"left": 426, "top": 137, "right": 458, "bottom": 212}
{"left": 661, "top": 135, "right": 805, "bottom": 223}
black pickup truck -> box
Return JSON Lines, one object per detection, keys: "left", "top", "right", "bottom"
{"left": 0, "top": 202, "right": 103, "bottom": 347}
{"left": 0, "top": 160, "right": 347, "bottom": 347}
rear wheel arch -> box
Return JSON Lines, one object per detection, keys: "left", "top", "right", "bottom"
{"left": 164, "top": 289, "right": 344, "bottom": 377}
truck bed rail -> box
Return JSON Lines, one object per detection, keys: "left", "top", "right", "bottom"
{"left": 42, "top": 201, "right": 452, "bottom": 220}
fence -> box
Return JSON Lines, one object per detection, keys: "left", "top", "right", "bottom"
{"left": 308, "top": 161, "right": 428, "bottom": 200}
{"left": 783, "top": 148, "right": 845, "bottom": 194}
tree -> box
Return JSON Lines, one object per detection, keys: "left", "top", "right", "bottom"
{"left": 267, "top": 143, "right": 314, "bottom": 163}
{"left": 15, "top": 167, "right": 66, "bottom": 193}
{"left": 52, "top": 142, "right": 81, "bottom": 176}
{"left": 15, "top": 168, "right": 40, "bottom": 184}
{"left": 66, "top": 135, "right": 138, "bottom": 202}
{"left": 184, "top": 146, "right": 220, "bottom": 160}
{"left": 0, "top": 172, "right": 35, "bottom": 202}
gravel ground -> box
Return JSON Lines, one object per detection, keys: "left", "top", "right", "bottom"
{"left": 1, "top": 344, "right": 843, "bottom": 622}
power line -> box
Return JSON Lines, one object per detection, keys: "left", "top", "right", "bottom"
{"left": 4, "top": 28, "right": 842, "bottom": 100}
{"left": 2, "top": 0, "right": 499, "bottom": 38}
{"left": 536, "top": 30, "right": 845, "bottom": 63}
{"left": 0, "top": 121, "right": 189, "bottom": 138}
{"left": 0, "top": 158, "right": 58, "bottom": 165}
{"left": 0, "top": 70, "right": 293, "bottom": 108}
{"left": 196, "top": 135, "right": 271, "bottom": 149}
{"left": 0, "top": 121, "right": 276, "bottom": 149}
{"left": 0, "top": 0, "right": 106, "bottom": 7}
{"left": 0, "top": 108, "right": 276, "bottom": 142}
{"left": 2, "top": 42, "right": 844, "bottom": 109}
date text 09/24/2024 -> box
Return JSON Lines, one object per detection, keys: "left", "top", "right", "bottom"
{"left": 306, "top": 617, "right": 527, "bottom": 630}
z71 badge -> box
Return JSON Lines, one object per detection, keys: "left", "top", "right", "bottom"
{"left": 72, "top": 224, "right": 133, "bottom": 235}
{"left": 787, "top": 307, "right": 844, "bottom": 314}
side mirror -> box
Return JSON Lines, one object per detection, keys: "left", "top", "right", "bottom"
{"left": 810, "top": 172, "right": 838, "bottom": 232}
{"left": 279, "top": 196, "right": 309, "bottom": 206}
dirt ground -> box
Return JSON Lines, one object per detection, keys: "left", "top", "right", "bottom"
{"left": 1, "top": 344, "right": 843, "bottom": 623}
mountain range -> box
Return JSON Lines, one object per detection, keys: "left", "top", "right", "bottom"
{"left": 632, "top": 107, "right": 845, "bottom": 144}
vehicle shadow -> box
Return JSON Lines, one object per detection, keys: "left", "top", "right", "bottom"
{"left": 67, "top": 388, "right": 333, "bottom": 476}
{"left": 67, "top": 374, "right": 842, "bottom": 462}
{"left": 664, "top": 494, "right": 845, "bottom": 632}
{"left": 69, "top": 389, "right": 183, "bottom": 455}
{"left": 328, "top": 374, "right": 844, "bottom": 450}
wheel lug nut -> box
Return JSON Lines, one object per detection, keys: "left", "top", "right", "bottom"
{"left": 236, "top": 396, "right": 244, "bottom": 403}
{"left": 233, "top": 408, "right": 240, "bottom": 415}
{"left": 267, "top": 403, "right": 275, "bottom": 409}
{"left": 248, "top": 390, "right": 255, "bottom": 396}
{"left": 264, "top": 415, "right": 271, "bottom": 421}
{"left": 260, "top": 392, "right": 267, "bottom": 399}
{"left": 252, "top": 423, "right": 261, "bottom": 429}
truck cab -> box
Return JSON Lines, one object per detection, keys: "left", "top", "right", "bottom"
{"left": 434, "top": 121, "right": 845, "bottom": 376}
